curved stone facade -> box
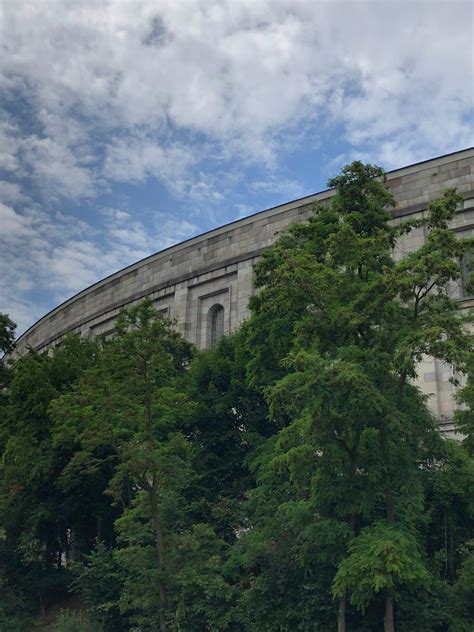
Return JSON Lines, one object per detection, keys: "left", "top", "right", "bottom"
{"left": 15, "top": 148, "right": 474, "bottom": 426}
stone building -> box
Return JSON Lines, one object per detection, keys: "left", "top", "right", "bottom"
{"left": 15, "top": 148, "right": 474, "bottom": 430}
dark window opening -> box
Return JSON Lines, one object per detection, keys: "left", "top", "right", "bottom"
{"left": 209, "top": 304, "right": 224, "bottom": 347}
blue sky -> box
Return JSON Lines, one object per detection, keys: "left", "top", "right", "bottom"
{"left": 1, "top": 0, "right": 473, "bottom": 335}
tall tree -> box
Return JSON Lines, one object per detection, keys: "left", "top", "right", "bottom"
{"left": 239, "top": 162, "right": 473, "bottom": 631}
{"left": 185, "top": 331, "right": 272, "bottom": 538}
{"left": 52, "top": 301, "right": 239, "bottom": 631}
{"left": 52, "top": 301, "right": 195, "bottom": 630}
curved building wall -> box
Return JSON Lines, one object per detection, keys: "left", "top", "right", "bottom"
{"left": 15, "top": 148, "right": 474, "bottom": 427}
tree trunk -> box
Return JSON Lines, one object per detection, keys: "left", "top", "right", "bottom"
{"left": 338, "top": 592, "right": 346, "bottom": 632}
{"left": 384, "top": 592, "right": 395, "bottom": 632}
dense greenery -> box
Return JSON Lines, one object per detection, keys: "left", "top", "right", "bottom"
{"left": 1, "top": 162, "right": 473, "bottom": 631}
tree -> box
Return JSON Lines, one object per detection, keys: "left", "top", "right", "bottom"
{"left": 455, "top": 355, "right": 474, "bottom": 455}
{"left": 0, "top": 334, "right": 100, "bottom": 617}
{"left": 52, "top": 301, "right": 240, "bottom": 631}
{"left": 238, "top": 162, "right": 474, "bottom": 630}
{"left": 0, "top": 313, "right": 16, "bottom": 393}
{"left": 184, "top": 331, "right": 272, "bottom": 539}
{"left": 0, "top": 312, "right": 15, "bottom": 356}
{"left": 51, "top": 301, "right": 196, "bottom": 630}
{"left": 3, "top": 163, "right": 473, "bottom": 630}
{"left": 332, "top": 522, "right": 428, "bottom": 622}
{"left": 71, "top": 540, "right": 126, "bottom": 631}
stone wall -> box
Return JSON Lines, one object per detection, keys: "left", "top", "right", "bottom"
{"left": 15, "top": 148, "right": 474, "bottom": 428}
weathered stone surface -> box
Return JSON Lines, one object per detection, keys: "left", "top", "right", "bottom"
{"left": 14, "top": 149, "right": 474, "bottom": 427}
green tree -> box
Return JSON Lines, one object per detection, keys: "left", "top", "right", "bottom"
{"left": 52, "top": 302, "right": 194, "bottom": 630}
{"left": 52, "top": 301, "right": 238, "bottom": 631}
{"left": 0, "top": 334, "right": 100, "bottom": 617}
{"left": 230, "top": 420, "right": 352, "bottom": 630}
{"left": 70, "top": 540, "right": 125, "bottom": 631}
{"left": 238, "top": 162, "right": 473, "bottom": 631}
{"left": 185, "top": 331, "right": 272, "bottom": 538}
{"left": 455, "top": 355, "right": 474, "bottom": 455}
{"left": 332, "top": 522, "right": 428, "bottom": 620}
{"left": 0, "top": 313, "right": 16, "bottom": 394}
{"left": 0, "top": 312, "right": 15, "bottom": 355}
{"left": 3, "top": 163, "right": 473, "bottom": 630}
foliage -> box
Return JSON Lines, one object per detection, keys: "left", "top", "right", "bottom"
{"left": 0, "top": 312, "right": 16, "bottom": 356}
{"left": 455, "top": 354, "right": 474, "bottom": 455}
{"left": 0, "top": 334, "right": 103, "bottom": 615}
{"left": 332, "top": 521, "right": 428, "bottom": 610}
{"left": 184, "top": 331, "right": 272, "bottom": 537}
{"left": 0, "top": 575, "right": 31, "bottom": 631}
{"left": 235, "top": 163, "right": 474, "bottom": 630}
{"left": 1, "top": 162, "right": 474, "bottom": 630}
{"left": 52, "top": 609, "right": 103, "bottom": 632}
{"left": 71, "top": 541, "right": 126, "bottom": 631}
{"left": 51, "top": 301, "right": 242, "bottom": 631}
{"left": 0, "top": 313, "right": 16, "bottom": 402}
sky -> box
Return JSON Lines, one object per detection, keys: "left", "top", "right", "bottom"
{"left": 1, "top": 0, "right": 473, "bottom": 336}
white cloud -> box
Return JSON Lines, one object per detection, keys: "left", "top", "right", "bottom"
{"left": 0, "top": 181, "right": 28, "bottom": 204}
{"left": 2, "top": 0, "right": 472, "bottom": 186}
{"left": 102, "top": 137, "right": 196, "bottom": 186}
{"left": 0, "top": 203, "right": 35, "bottom": 241}
{"left": 0, "top": 119, "right": 22, "bottom": 173}
{"left": 21, "top": 134, "right": 97, "bottom": 198}
{"left": 0, "top": 199, "right": 198, "bottom": 334}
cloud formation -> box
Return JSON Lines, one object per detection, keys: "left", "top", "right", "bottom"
{"left": 0, "top": 0, "right": 472, "bottom": 334}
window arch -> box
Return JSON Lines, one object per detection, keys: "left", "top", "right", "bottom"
{"left": 208, "top": 304, "right": 224, "bottom": 348}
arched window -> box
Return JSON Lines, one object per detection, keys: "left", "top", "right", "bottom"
{"left": 208, "top": 304, "right": 224, "bottom": 348}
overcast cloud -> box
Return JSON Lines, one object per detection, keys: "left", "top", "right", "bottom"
{"left": 1, "top": 0, "right": 473, "bottom": 334}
